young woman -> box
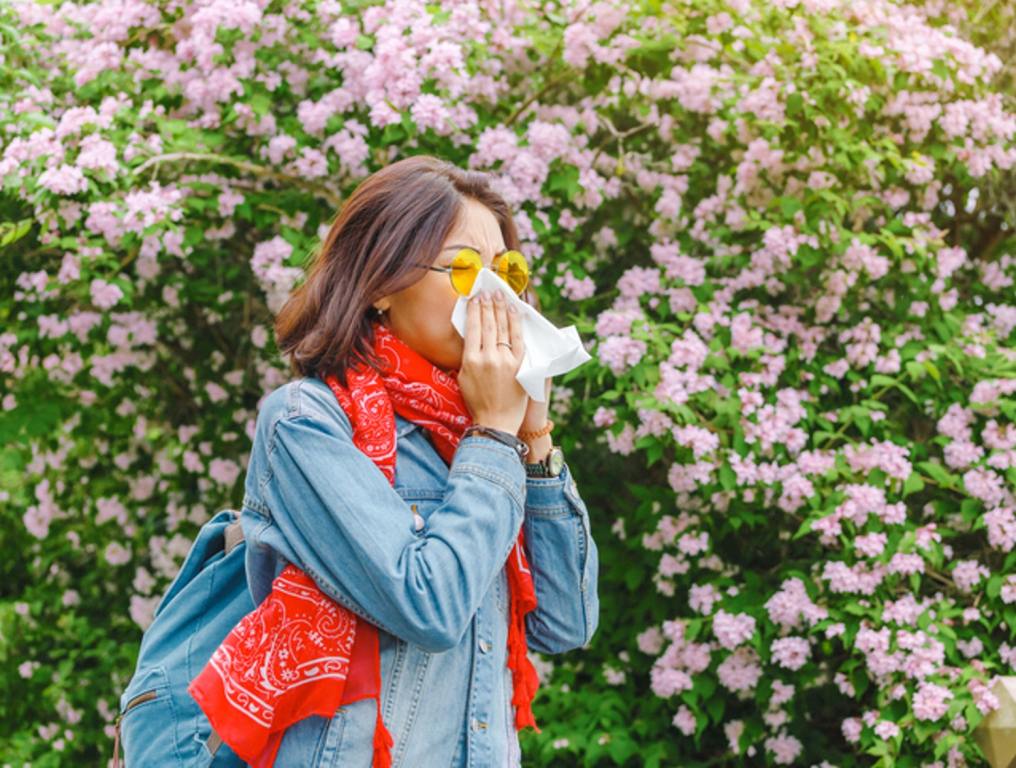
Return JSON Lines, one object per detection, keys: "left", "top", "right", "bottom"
{"left": 190, "top": 155, "right": 600, "bottom": 767}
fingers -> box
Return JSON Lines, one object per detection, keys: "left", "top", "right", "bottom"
{"left": 508, "top": 300, "right": 524, "bottom": 362}
{"left": 493, "top": 292, "right": 509, "bottom": 348}
{"left": 465, "top": 295, "right": 481, "bottom": 357}
{"left": 479, "top": 291, "right": 496, "bottom": 351}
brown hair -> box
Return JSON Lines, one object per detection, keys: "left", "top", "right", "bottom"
{"left": 275, "top": 154, "right": 537, "bottom": 387}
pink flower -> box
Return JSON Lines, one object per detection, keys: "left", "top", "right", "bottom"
{"left": 912, "top": 682, "right": 954, "bottom": 721}
{"left": 888, "top": 553, "right": 924, "bottom": 576}
{"left": 637, "top": 627, "right": 664, "bottom": 655}
{"left": 842, "top": 718, "right": 862, "bottom": 743}
{"left": 689, "top": 583, "right": 721, "bottom": 615}
{"left": 874, "top": 720, "right": 900, "bottom": 740}
{"left": 75, "top": 135, "right": 119, "bottom": 175}
{"left": 617, "top": 266, "right": 661, "bottom": 300}
{"left": 952, "top": 559, "right": 989, "bottom": 592}
{"left": 770, "top": 637, "right": 810, "bottom": 670}
{"left": 292, "top": 147, "right": 328, "bottom": 178}
{"left": 712, "top": 610, "right": 756, "bottom": 650}
{"left": 265, "top": 135, "right": 297, "bottom": 165}
{"left": 855, "top": 531, "right": 887, "bottom": 557}
{"left": 104, "top": 541, "right": 131, "bottom": 566}
{"left": 209, "top": 458, "right": 241, "bottom": 487}
{"left": 765, "top": 578, "right": 827, "bottom": 629}
{"left": 598, "top": 336, "right": 647, "bottom": 375}
{"left": 650, "top": 665, "right": 692, "bottom": 697}
{"left": 89, "top": 279, "right": 124, "bottom": 310}
{"left": 764, "top": 733, "right": 802, "bottom": 764}
{"left": 717, "top": 648, "right": 762, "bottom": 692}
{"left": 1000, "top": 575, "right": 1016, "bottom": 604}
{"left": 672, "top": 705, "right": 696, "bottom": 736}
{"left": 38, "top": 164, "right": 88, "bottom": 195}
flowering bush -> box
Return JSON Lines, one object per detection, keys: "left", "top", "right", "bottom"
{"left": 1, "top": 0, "right": 1013, "bottom": 765}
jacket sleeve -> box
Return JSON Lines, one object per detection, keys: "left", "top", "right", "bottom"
{"left": 257, "top": 392, "right": 528, "bottom": 654}
{"left": 521, "top": 462, "right": 600, "bottom": 654}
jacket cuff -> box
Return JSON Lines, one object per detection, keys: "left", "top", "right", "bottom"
{"left": 524, "top": 462, "right": 580, "bottom": 515}
{"left": 451, "top": 435, "right": 527, "bottom": 512}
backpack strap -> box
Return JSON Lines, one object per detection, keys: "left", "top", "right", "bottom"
{"left": 205, "top": 729, "right": 223, "bottom": 756}
{"left": 224, "top": 518, "right": 244, "bottom": 556}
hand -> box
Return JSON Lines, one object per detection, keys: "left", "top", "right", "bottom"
{"left": 458, "top": 291, "right": 528, "bottom": 435}
{"left": 519, "top": 376, "right": 552, "bottom": 435}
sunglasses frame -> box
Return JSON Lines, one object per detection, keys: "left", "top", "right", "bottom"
{"left": 426, "top": 247, "right": 530, "bottom": 297}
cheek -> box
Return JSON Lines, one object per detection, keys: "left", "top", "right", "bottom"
{"left": 399, "top": 282, "right": 460, "bottom": 341}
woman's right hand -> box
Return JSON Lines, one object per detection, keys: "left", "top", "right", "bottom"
{"left": 458, "top": 290, "right": 528, "bottom": 435}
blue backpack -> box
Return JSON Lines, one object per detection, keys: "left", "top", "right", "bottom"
{"left": 113, "top": 509, "right": 253, "bottom": 767}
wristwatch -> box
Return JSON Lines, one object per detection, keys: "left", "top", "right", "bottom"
{"left": 525, "top": 445, "right": 565, "bottom": 478}
{"left": 462, "top": 424, "right": 530, "bottom": 463}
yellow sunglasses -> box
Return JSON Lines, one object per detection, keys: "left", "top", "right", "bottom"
{"left": 426, "top": 246, "right": 530, "bottom": 297}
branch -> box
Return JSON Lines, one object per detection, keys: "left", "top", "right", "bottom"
{"left": 132, "top": 152, "right": 343, "bottom": 207}
{"left": 504, "top": 70, "right": 574, "bottom": 126}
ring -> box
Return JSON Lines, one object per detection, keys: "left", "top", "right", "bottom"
{"left": 496, "top": 341, "right": 512, "bottom": 350}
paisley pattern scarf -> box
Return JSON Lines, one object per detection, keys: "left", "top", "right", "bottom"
{"left": 189, "top": 320, "right": 541, "bottom": 767}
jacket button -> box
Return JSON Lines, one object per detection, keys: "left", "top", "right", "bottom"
{"left": 412, "top": 513, "right": 425, "bottom": 531}
{"left": 471, "top": 718, "right": 488, "bottom": 731}
{"left": 478, "top": 639, "right": 492, "bottom": 653}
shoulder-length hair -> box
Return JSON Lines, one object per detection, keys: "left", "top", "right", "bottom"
{"left": 275, "top": 154, "right": 538, "bottom": 388}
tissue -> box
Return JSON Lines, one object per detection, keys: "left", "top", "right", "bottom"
{"left": 450, "top": 267, "right": 592, "bottom": 402}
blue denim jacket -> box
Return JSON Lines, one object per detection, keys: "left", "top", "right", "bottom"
{"left": 239, "top": 375, "right": 600, "bottom": 767}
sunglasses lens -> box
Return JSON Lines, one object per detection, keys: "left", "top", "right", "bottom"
{"left": 450, "top": 248, "right": 482, "bottom": 296}
{"left": 495, "top": 250, "right": 529, "bottom": 294}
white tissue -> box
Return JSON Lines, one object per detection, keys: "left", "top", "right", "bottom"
{"left": 450, "top": 267, "right": 592, "bottom": 402}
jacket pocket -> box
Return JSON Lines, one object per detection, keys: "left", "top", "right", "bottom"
{"left": 394, "top": 488, "right": 443, "bottom": 537}
{"left": 117, "top": 666, "right": 189, "bottom": 767}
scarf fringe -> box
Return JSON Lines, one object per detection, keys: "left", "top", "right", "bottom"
{"left": 372, "top": 695, "right": 394, "bottom": 768}
{"left": 506, "top": 590, "right": 542, "bottom": 733}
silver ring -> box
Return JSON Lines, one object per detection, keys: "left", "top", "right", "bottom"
{"left": 496, "top": 341, "right": 512, "bottom": 350}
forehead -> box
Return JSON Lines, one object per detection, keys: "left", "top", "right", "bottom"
{"left": 445, "top": 198, "right": 505, "bottom": 245}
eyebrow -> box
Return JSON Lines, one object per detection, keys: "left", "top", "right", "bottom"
{"left": 441, "top": 244, "right": 508, "bottom": 257}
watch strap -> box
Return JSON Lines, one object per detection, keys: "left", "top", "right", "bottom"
{"left": 462, "top": 425, "right": 530, "bottom": 462}
{"left": 525, "top": 446, "right": 564, "bottom": 477}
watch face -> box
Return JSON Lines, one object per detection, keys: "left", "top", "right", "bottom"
{"left": 548, "top": 447, "right": 565, "bottom": 476}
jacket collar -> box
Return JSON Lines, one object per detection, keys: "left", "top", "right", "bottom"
{"left": 394, "top": 413, "right": 420, "bottom": 438}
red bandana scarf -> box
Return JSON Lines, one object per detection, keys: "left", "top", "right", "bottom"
{"left": 189, "top": 321, "right": 541, "bottom": 767}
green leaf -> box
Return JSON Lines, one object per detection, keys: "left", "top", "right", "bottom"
{"left": 718, "top": 463, "right": 736, "bottom": 491}
{"left": 0, "top": 219, "right": 31, "bottom": 253}
{"left": 249, "top": 91, "right": 271, "bottom": 117}
{"left": 917, "top": 461, "right": 956, "bottom": 488}
{"left": 545, "top": 164, "right": 581, "bottom": 202}
{"left": 903, "top": 472, "right": 924, "bottom": 496}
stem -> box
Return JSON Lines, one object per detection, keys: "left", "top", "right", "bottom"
{"left": 133, "top": 152, "right": 343, "bottom": 207}
{"left": 504, "top": 70, "right": 573, "bottom": 126}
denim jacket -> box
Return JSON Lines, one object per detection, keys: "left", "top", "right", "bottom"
{"left": 238, "top": 375, "right": 600, "bottom": 767}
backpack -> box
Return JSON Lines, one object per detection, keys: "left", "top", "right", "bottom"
{"left": 113, "top": 508, "right": 253, "bottom": 768}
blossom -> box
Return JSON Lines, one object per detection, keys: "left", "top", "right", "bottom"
{"left": 672, "top": 706, "right": 696, "bottom": 735}
{"left": 768, "top": 636, "right": 808, "bottom": 671}
{"left": 717, "top": 648, "right": 762, "bottom": 692}
{"left": 912, "top": 682, "right": 954, "bottom": 721}
{"left": 89, "top": 278, "right": 123, "bottom": 308}
{"left": 38, "top": 164, "right": 88, "bottom": 195}
{"left": 764, "top": 733, "right": 803, "bottom": 764}
{"left": 715, "top": 609, "right": 755, "bottom": 650}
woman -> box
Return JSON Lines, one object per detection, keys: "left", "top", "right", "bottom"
{"left": 192, "top": 155, "right": 600, "bottom": 767}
